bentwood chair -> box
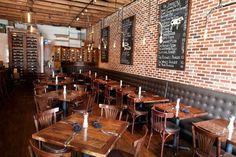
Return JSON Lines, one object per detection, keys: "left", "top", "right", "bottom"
{"left": 104, "top": 85, "right": 116, "bottom": 105}
{"left": 126, "top": 95, "right": 148, "bottom": 134}
{"left": 147, "top": 107, "right": 180, "bottom": 157}
{"left": 28, "top": 139, "right": 71, "bottom": 157}
{"left": 33, "top": 107, "right": 67, "bottom": 153}
{"left": 108, "top": 125, "right": 148, "bottom": 157}
{"left": 192, "top": 123, "right": 222, "bottom": 157}
{"left": 99, "top": 104, "right": 123, "bottom": 120}
{"left": 72, "top": 91, "right": 96, "bottom": 114}
{"left": 73, "top": 84, "right": 87, "bottom": 92}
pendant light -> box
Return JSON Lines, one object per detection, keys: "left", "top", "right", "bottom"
{"left": 121, "top": 7, "right": 125, "bottom": 48}
{"left": 142, "top": 0, "right": 151, "bottom": 45}
{"left": 113, "top": 0, "right": 117, "bottom": 48}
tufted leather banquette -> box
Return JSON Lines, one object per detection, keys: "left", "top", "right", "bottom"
{"left": 63, "top": 66, "right": 236, "bottom": 139}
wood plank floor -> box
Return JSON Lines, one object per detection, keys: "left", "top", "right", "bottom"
{"left": 0, "top": 83, "right": 193, "bottom": 157}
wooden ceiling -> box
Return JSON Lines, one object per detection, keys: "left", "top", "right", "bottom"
{"left": 0, "top": 0, "right": 133, "bottom": 28}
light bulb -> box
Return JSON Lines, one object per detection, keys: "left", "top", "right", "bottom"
{"left": 159, "top": 35, "right": 163, "bottom": 44}
{"left": 98, "top": 44, "right": 101, "bottom": 50}
{"left": 122, "top": 39, "right": 125, "bottom": 47}
{"left": 27, "top": 12, "right": 31, "bottom": 23}
{"left": 113, "top": 41, "right": 116, "bottom": 48}
{"left": 76, "top": 17, "right": 79, "bottom": 21}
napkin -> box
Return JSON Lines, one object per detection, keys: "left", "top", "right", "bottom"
{"left": 72, "top": 123, "right": 81, "bottom": 133}
{"left": 180, "top": 108, "right": 190, "bottom": 113}
{"left": 92, "top": 121, "right": 102, "bottom": 128}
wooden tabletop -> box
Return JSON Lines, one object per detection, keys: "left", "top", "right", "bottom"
{"left": 154, "top": 102, "right": 208, "bottom": 120}
{"left": 40, "top": 78, "right": 73, "bottom": 86}
{"left": 193, "top": 118, "right": 236, "bottom": 143}
{"left": 94, "top": 79, "right": 118, "bottom": 85}
{"left": 32, "top": 114, "right": 129, "bottom": 157}
{"left": 128, "top": 91, "right": 169, "bottom": 104}
{"left": 42, "top": 90, "right": 86, "bottom": 102}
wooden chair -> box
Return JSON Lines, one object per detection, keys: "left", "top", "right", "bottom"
{"left": 33, "top": 107, "right": 67, "bottom": 153}
{"left": 28, "top": 139, "right": 71, "bottom": 157}
{"left": 91, "top": 80, "right": 102, "bottom": 104}
{"left": 104, "top": 85, "right": 116, "bottom": 105}
{"left": 147, "top": 107, "right": 180, "bottom": 157}
{"left": 72, "top": 91, "right": 96, "bottom": 114}
{"left": 108, "top": 125, "right": 148, "bottom": 157}
{"left": 34, "top": 85, "right": 48, "bottom": 96}
{"left": 73, "top": 84, "right": 87, "bottom": 92}
{"left": 99, "top": 104, "right": 122, "bottom": 120}
{"left": 34, "top": 95, "right": 51, "bottom": 113}
{"left": 116, "top": 88, "right": 128, "bottom": 110}
{"left": 126, "top": 95, "right": 148, "bottom": 134}
{"left": 192, "top": 123, "right": 222, "bottom": 157}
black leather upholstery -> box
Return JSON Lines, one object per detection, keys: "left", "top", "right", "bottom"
{"left": 63, "top": 66, "right": 236, "bottom": 142}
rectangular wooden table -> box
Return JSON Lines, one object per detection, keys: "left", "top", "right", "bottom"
{"left": 43, "top": 90, "right": 87, "bottom": 117}
{"left": 193, "top": 118, "right": 236, "bottom": 153}
{"left": 32, "top": 114, "right": 129, "bottom": 157}
{"left": 155, "top": 102, "right": 208, "bottom": 120}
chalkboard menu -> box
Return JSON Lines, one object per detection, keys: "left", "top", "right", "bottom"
{"left": 101, "top": 26, "right": 109, "bottom": 62}
{"left": 157, "top": 0, "right": 189, "bottom": 70}
{"left": 120, "top": 15, "right": 135, "bottom": 65}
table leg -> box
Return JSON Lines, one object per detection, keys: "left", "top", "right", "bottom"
{"left": 226, "top": 143, "right": 233, "bottom": 153}
{"left": 62, "top": 101, "right": 68, "bottom": 117}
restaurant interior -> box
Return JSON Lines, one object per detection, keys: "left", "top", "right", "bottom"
{"left": 0, "top": 0, "right": 236, "bottom": 156}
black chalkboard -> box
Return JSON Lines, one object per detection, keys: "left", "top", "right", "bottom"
{"left": 120, "top": 15, "right": 135, "bottom": 65}
{"left": 157, "top": 0, "right": 189, "bottom": 70}
{"left": 101, "top": 26, "right": 109, "bottom": 62}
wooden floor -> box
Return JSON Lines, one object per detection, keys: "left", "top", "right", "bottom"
{"left": 0, "top": 83, "right": 193, "bottom": 157}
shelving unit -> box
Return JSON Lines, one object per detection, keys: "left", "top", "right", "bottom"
{"left": 8, "top": 28, "right": 40, "bottom": 77}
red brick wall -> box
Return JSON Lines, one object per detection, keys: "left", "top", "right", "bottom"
{"left": 87, "top": 0, "right": 236, "bottom": 95}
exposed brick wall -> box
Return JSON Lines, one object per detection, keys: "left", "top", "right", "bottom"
{"left": 87, "top": 0, "right": 236, "bottom": 95}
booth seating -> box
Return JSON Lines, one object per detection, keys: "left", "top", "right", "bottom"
{"left": 63, "top": 67, "right": 236, "bottom": 153}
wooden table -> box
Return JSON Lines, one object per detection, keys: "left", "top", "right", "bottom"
{"left": 128, "top": 91, "right": 169, "bottom": 104}
{"left": 94, "top": 78, "right": 118, "bottom": 85}
{"left": 40, "top": 78, "right": 73, "bottom": 90}
{"left": 155, "top": 102, "right": 208, "bottom": 120}
{"left": 193, "top": 118, "right": 236, "bottom": 153}
{"left": 154, "top": 102, "right": 208, "bottom": 150}
{"left": 43, "top": 90, "right": 86, "bottom": 117}
{"left": 32, "top": 114, "right": 129, "bottom": 157}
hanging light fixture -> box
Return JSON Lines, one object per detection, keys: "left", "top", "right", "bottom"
{"left": 113, "top": 0, "right": 117, "bottom": 48}
{"left": 121, "top": 7, "right": 125, "bottom": 48}
{"left": 142, "top": 0, "right": 151, "bottom": 45}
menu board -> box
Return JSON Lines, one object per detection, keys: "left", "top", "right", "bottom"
{"left": 157, "top": 0, "right": 189, "bottom": 70}
{"left": 101, "top": 26, "right": 109, "bottom": 62}
{"left": 120, "top": 15, "right": 135, "bottom": 65}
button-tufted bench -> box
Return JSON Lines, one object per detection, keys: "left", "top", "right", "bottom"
{"left": 63, "top": 67, "right": 236, "bottom": 150}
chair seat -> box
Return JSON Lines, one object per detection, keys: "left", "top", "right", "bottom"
{"left": 107, "top": 149, "right": 133, "bottom": 157}
{"left": 153, "top": 121, "right": 180, "bottom": 134}
{"left": 42, "top": 142, "right": 67, "bottom": 153}
{"left": 128, "top": 105, "right": 148, "bottom": 116}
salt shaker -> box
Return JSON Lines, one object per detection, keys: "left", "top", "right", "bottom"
{"left": 120, "top": 80, "right": 123, "bottom": 88}
{"left": 138, "top": 86, "right": 142, "bottom": 98}
{"left": 175, "top": 98, "right": 180, "bottom": 117}
{"left": 55, "top": 76, "right": 58, "bottom": 84}
{"left": 227, "top": 116, "right": 235, "bottom": 139}
{"left": 83, "top": 112, "right": 89, "bottom": 128}
{"left": 52, "top": 70, "right": 55, "bottom": 78}
{"left": 63, "top": 85, "right": 67, "bottom": 95}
